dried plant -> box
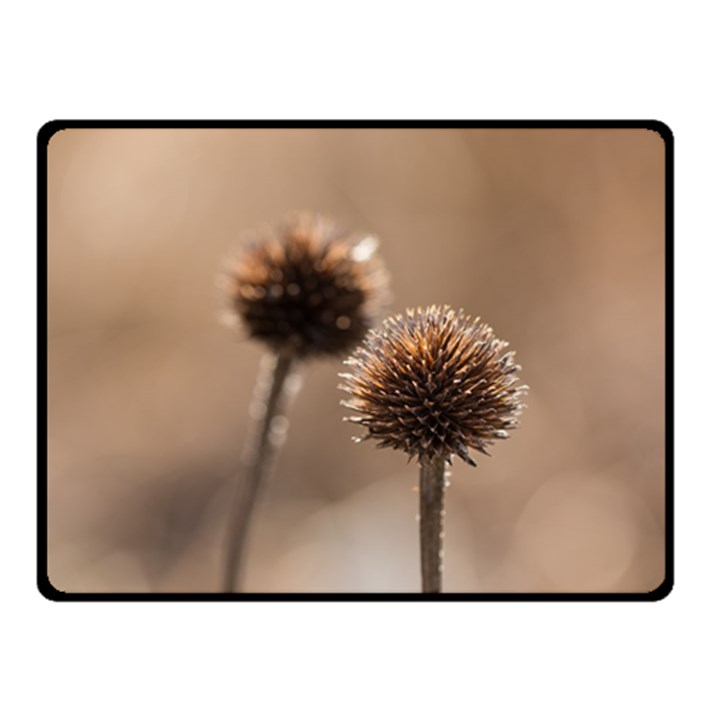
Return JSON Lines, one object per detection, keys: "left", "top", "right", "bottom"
{"left": 340, "top": 305, "right": 527, "bottom": 592}
{"left": 223, "top": 213, "right": 389, "bottom": 592}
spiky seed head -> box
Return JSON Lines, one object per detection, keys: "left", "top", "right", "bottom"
{"left": 339, "top": 305, "right": 527, "bottom": 466}
{"left": 228, "top": 213, "right": 389, "bottom": 358}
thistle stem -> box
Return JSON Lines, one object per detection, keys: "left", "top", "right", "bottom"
{"left": 419, "top": 454, "right": 447, "bottom": 593}
{"left": 223, "top": 350, "right": 295, "bottom": 592}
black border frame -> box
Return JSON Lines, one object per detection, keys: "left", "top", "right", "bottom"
{"left": 38, "top": 120, "right": 674, "bottom": 602}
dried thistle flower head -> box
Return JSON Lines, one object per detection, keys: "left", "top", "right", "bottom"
{"left": 340, "top": 305, "right": 527, "bottom": 466}
{"left": 229, "top": 214, "right": 389, "bottom": 358}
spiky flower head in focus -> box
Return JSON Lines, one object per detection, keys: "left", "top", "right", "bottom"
{"left": 339, "top": 305, "right": 527, "bottom": 466}
{"left": 228, "top": 214, "right": 390, "bottom": 358}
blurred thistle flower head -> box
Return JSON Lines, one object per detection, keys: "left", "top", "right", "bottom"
{"left": 339, "top": 305, "right": 527, "bottom": 466}
{"left": 228, "top": 213, "right": 390, "bottom": 358}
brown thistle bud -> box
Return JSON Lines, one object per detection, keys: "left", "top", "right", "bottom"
{"left": 340, "top": 305, "right": 527, "bottom": 466}
{"left": 229, "top": 213, "right": 389, "bottom": 358}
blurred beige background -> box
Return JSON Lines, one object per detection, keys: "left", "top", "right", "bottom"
{"left": 46, "top": 127, "right": 666, "bottom": 593}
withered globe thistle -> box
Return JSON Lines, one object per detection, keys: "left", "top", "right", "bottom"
{"left": 340, "top": 305, "right": 527, "bottom": 467}
{"left": 222, "top": 213, "right": 389, "bottom": 593}
{"left": 340, "top": 304, "right": 526, "bottom": 593}
{"left": 229, "top": 213, "right": 389, "bottom": 358}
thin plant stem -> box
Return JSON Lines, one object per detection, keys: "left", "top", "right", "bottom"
{"left": 419, "top": 454, "right": 447, "bottom": 593}
{"left": 223, "top": 350, "right": 295, "bottom": 592}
